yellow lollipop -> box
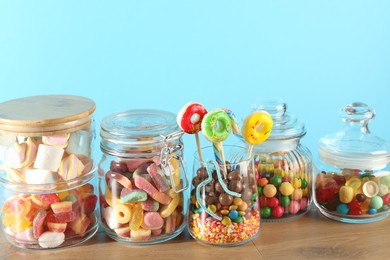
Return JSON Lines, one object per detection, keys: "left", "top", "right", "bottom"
{"left": 242, "top": 111, "right": 273, "bottom": 158}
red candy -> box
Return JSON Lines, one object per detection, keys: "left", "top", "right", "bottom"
{"left": 33, "top": 210, "right": 48, "bottom": 239}
{"left": 38, "top": 194, "right": 60, "bottom": 205}
{"left": 267, "top": 197, "right": 279, "bottom": 208}
{"left": 272, "top": 205, "right": 284, "bottom": 218}
{"left": 177, "top": 103, "right": 207, "bottom": 134}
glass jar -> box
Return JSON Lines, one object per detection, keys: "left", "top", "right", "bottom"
{"left": 244, "top": 99, "right": 313, "bottom": 221}
{"left": 0, "top": 95, "right": 98, "bottom": 249}
{"left": 98, "top": 109, "right": 188, "bottom": 244}
{"left": 188, "top": 145, "right": 260, "bottom": 246}
{"left": 314, "top": 102, "right": 390, "bottom": 223}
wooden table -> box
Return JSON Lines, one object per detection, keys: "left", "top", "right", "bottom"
{"left": 1, "top": 208, "right": 389, "bottom": 260}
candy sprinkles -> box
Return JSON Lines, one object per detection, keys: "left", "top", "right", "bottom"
{"left": 178, "top": 102, "right": 273, "bottom": 246}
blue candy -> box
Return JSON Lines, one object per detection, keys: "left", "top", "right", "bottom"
{"left": 368, "top": 208, "right": 377, "bottom": 215}
{"left": 336, "top": 203, "right": 349, "bottom": 214}
{"left": 228, "top": 209, "right": 239, "bottom": 220}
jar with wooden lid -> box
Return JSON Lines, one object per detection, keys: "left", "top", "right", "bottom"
{"left": 98, "top": 109, "right": 188, "bottom": 244}
{"left": 0, "top": 95, "right": 98, "bottom": 249}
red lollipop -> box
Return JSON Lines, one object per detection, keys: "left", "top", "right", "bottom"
{"left": 177, "top": 102, "right": 207, "bottom": 162}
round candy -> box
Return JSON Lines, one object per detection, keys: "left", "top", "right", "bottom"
{"left": 261, "top": 206, "right": 271, "bottom": 218}
{"left": 177, "top": 102, "right": 207, "bottom": 134}
{"left": 287, "top": 200, "right": 300, "bottom": 214}
{"left": 263, "top": 184, "right": 277, "bottom": 198}
{"left": 362, "top": 181, "right": 379, "bottom": 198}
{"left": 279, "top": 182, "right": 294, "bottom": 196}
{"left": 370, "top": 196, "right": 383, "bottom": 210}
{"left": 201, "top": 109, "right": 232, "bottom": 142}
{"left": 242, "top": 111, "right": 273, "bottom": 145}
{"left": 272, "top": 205, "right": 284, "bottom": 218}
{"left": 336, "top": 203, "right": 349, "bottom": 214}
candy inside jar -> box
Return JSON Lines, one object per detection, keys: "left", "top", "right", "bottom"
{"left": 0, "top": 95, "right": 98, "bottom": 249}
{"left": 315, "top": 102, "right": 390, "bottom": 223}
{"left": 98, "top": 109, "right": 188, "bottom": 244}
{"left": 188, "top": 145, "right": 260, "bottom": 246}
{"left": 241, "top": 99, "right": 313, "bottom": 221}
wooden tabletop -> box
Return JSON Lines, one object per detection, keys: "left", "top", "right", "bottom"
{"left": 1, "top": 208, "right": 389, "bottom": 260}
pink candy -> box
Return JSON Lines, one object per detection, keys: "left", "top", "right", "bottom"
{"left": 147, "top": 163, "right": 169, "bottom": 192}
{"left": 142, "top": 212, "right": 164, "bottom": 230}
{"left": 134, "top": 177, "right": 171, "bottom": 205}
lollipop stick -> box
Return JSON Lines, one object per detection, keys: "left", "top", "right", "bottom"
{"left": 247, "top": 144, "right": 254, "bottom": 160}
{"left": 195, "top": 132, "right": 204, "bottom": 165}
{"left": 213, "top": 141, "right": 228, "bottom": 179}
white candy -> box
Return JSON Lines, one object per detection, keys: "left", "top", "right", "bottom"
{"left": 15, "top": 227, "right": 37, "bottom": 243}
{"left": 66, "top": 130, "right": 91, "bottom": 157}
{"left": 103, "top": 206, "right": 120, "bottom": 229}
{"left": 4, "top": 226, "right": 15, "bottom": 236}
{"left": 25, "top": 169, "right": 59, "bottom": 184}
{"left": 34, "top": 144, "right": 64, "bottom": 172}
{"left": 38, "top": 231, "right": 65, "bottom": 248}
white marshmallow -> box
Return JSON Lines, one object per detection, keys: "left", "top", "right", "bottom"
{"left": 34, "top": 144, "right": 64, "bottom": 172}
{"left": 66, "top": 130, "right": 91, "bottom": 157}
{"left": 38, "top": 231, "right": 65, "bottom": 248}
{"left": 103, "top": 206, "right": 120, "bottom": 229}
{"left": 25, "top": 169, "right": 59, "bottom": 184}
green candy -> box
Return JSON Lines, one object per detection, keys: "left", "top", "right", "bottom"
{"left": 280, "top": 195, "right": 291, "bottom": 207}
{"left": 201, "top": 110, "right": 232, "bottom": 142}
{"left": 261, "top": 206, "right": 272, "bottom": 218}
{"left": 301, "top": 178, "right": 308, "bottom": 189}
{"left": 270, "top": 175, "right": 282, "bottom": 187}
{"left": 370, "top": 196, "right": 383, "bottom": 210}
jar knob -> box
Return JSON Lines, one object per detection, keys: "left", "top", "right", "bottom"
{"left": 252, "top": 98, "right": 286, "bottom": 118}
{"left": 340, "top": 102, "right": 375, "bottom": 124}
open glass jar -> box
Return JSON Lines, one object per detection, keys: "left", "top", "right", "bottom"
{"left": 244, "top": 99, "right": 313, "bottom": 221}
{"left": 98, "top": 109, "right": 188, "bottom": 244}
{"left": 188, "top": 145, "right": 260, "bottom": 246}
{"left": 315, "top": 102, "right": 390, "bottom": 223}
{"left": 0, "top": 95, "right": 98, "bottom": 249}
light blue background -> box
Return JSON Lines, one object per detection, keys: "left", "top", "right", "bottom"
{"left": 0, "top": 1, "right": 389, "bottom": 163}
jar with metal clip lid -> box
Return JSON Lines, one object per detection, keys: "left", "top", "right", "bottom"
{"left": 98, "top": 109, "right": 188, "bottom": 244}
{"left": 0, "top": 95, "right": 98, "bottom": 249}
{"left": 315, "top": 102, "right": 390, "bottom": 223}
{"left": 241, "top": 99, "right": 313, "bottom": 221}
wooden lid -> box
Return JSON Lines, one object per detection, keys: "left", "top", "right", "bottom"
{"left": 0, "top": 95, "right": 95, "bottom": 136}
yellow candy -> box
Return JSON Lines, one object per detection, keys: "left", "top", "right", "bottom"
{"left": 346, "top": 177, "right": 362, "bottom": 190}
{"left": 279, "top": 182, "right": 294, "bottom": 196}
{"left": 221, "top": 216, "right": 231, "bottom": 226}
{"left": 238, "top": 211, "right": 246, "bottom": 216}
{"left": 129, "top": 203, "right": 143, "bottom": 231}
{"left": 238, "top": 202, "right": 248, "bottom": 211}
{"left": 263, "top": 184, "right": 277, "bottom": 198}
{"left": 207, "top": 204, "right": 217, "bottom": 213}
{"left": 191, "top": 195, "right": 197, "bottom": 204}
{"left": 57, "top": 191, "right": 70, "bottom": 200}
{"left": 114, "top": 204, "right": 133, "bottom": 224}
{"left": 168, "top": 157, "right": 181, "bottom": 189}
{"left": 11, "top": 217, "right": 32, "bottom": 233}
{"left": 242, "top": 111, "right": 273, "bottom": 145}
{"left": 229, "top": 205, "right": 238, "bottom": 210}
{"left": 2, "top": 214, "right": 18, "bottom": 227}
{"left": 233, "top": 197, "right": 243, "bottom": 206}
{"left": 339, "top": 185, "right": 354, "bottom": 204}
{"left": 220, "top": 209, "right": 229, "bottom": 215}
{"left": 292, "top": 178, "right": 302, "bottom": 189}
{"left": 160, "top": 195, "right": 180, "bottom": 218}
{"left": 291, "top": 189, "right": 303, "bottom": 201}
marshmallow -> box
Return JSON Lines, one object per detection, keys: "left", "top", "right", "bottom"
{"left": 59, "top": 154, "right": 84, "bottom": 180}
{"left": 66, "top": 130, "right": 91, "bottom": 157}
{"left": 34, "top": 144, "right": 64, "bottom": 172}
{"left": 42, "top": 133, "right": 70, "bottom": 148}
{"left": 6, "top": 168, "right": 25, "bottom": 183}
{"left": 25, "top": 169, "right": 60, "bottom": 185}
{"left": 103, "top": 206, "right": 120, "bottom": 229}
{"left": 5, "top": 142, "right": 26, "bottom": 168}
{"left": 0, "top": 134, "right": 15, "bottom": 162}
{"left": 5, "top": 138, "right": 37, "bottom": 169}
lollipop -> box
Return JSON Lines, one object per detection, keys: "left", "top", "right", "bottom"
{"left": 222, "top": 108, "right": 240, "bottom": 135}
{"left": 201, "top": 109, "right": 232, "bottom": 178}
{"left": 242, "top": 110, "right": 273, "bottom": 159}
{"left": 177, "top": 102, "right": 207, "bottom": 162}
